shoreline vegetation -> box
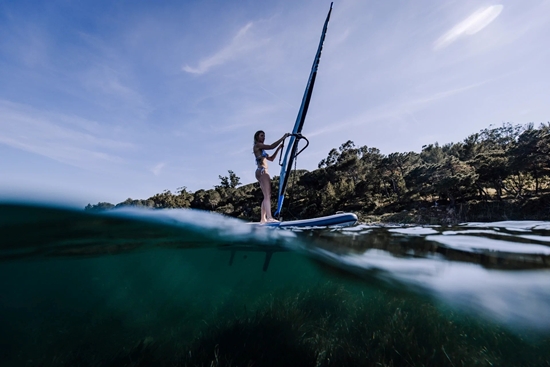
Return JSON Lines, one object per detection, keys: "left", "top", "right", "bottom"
{"left": 86, "top": 122, "right": 550, "bottom": 225}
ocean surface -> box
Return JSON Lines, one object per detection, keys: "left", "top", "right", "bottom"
{"left": 1, "top": 202, "right": 549, "bottom": 366}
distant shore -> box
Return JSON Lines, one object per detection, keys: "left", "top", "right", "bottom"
{"left": 86, "top": 123, "right": 550, "bottom": 225}
{"left": 358, "top": 195, "right": 550, "bottom": 225}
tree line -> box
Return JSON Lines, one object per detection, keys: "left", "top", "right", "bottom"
{"left": 86, "top": 122, "right": 550, "bottom": 222}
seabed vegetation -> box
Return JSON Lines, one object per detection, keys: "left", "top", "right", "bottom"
{"left": 16, "top": 284, "right": 550, "bottom": 367}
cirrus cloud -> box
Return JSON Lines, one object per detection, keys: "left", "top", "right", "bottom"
{"left": 434, "top": 5, "right": 504, "bottom": 50}
{"left": 183, "top": 22, "right": 265, "bottom": 75}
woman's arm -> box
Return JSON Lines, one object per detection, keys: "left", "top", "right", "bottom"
{"left": 256, "top": 133, "right": 290, "bottom": 150}
{"left": 267, "top": 144, "right": 284, "bottom": 161}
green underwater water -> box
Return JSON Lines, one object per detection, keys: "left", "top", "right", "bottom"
{"left": 1, "top": 203, "right": 550, "bottom": 366}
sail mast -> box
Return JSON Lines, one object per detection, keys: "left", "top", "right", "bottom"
{"left": 274, "top": 2, "right": 333, "bottom": 218}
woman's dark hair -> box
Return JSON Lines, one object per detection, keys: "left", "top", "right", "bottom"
{"left": 254, "top": 130, "right": 265, "bottom": 144}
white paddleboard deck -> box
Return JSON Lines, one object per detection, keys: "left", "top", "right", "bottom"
{"left": 250, "top": 212, "right": 358, "bottom": 228}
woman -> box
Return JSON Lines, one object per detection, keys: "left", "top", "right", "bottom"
{"left": 253, "top": 130, "right": 290, "bottom": 223}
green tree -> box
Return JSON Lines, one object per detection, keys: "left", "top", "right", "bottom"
{"left": 207, "top": 190, "right": 221, "bottom": 210}
{"left": 381, "top": 152, "right": 410, "bottom": 200}
{"left": 432, "top": 157, "right": 478, "bottom": 206}
{"left": 471, "top": 150, "right": 509, "bottom": 199}
{"left": 84, "top": 202, "right": 115, "bottom": 211}
{"left": 191, "top": 189, "right": 208, "bottom": 210}
{"left": 318, "top": 148, "right": 340, "bottom": 168}
{"left": 217, "top": 170, "right": 241, "bottom": 189}
{"left": 508, "top": 125, "right": 550, "bottom": 195}
{"left": 420, "top": 143, "right": 445, "bottom": 164}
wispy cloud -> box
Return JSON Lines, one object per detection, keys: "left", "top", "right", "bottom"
{"left": 308, "top": 79, "right": 494, "bottom": 138}
{"left": 84, "top": 69, "right": 142, "bottom": 102}
{"left": 183, "top": 22, "right": 264, "bottom": 74}
{"left": 151, "top": 162, "right": 166, "bottom": 176}
{"left": 434, "top": 5, "right": 504, "bottom": 50}
{"left": 0, "top": 100, "right": 132, "bottom": 169}
{"left": 404, "top": 80, "right": 492, "bottom": 109}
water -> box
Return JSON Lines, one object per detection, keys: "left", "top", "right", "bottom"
{"left": 1, "top": 202, "right": 549, "bottom": 366}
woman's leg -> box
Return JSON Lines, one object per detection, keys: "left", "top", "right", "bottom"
{"left": 261, "top": 201, "right": 268, "bottom": 222}
{"left": 258, "top": 171, "right": 274, "bottom": 222}
{"left": 256, "top": 170, "right": 268, "bottom": 223}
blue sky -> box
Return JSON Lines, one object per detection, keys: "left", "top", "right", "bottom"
{"left": 1, "top": 0, "right": 548, "bottom": 206}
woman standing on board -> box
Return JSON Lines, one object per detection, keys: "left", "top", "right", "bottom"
{"left": 253, "top": 130, "right": 289, "bottom": 223}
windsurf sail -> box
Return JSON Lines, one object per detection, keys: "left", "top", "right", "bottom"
{"left": 274, "top": 2, "right": 333, "bottom": 219}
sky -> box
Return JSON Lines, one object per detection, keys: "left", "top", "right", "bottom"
{"left": 0, "top": 0, "right": 549, "bottom": 207}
